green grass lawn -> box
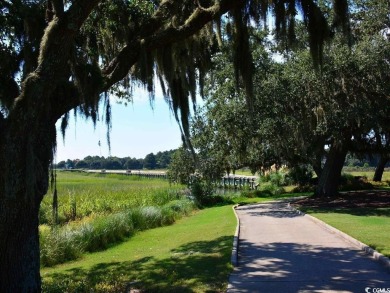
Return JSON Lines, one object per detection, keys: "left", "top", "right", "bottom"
{"left": 234, "top": 169, "right": 257, "bottom": 176}
{"left": 301, "top": 207, "right": 390, "bottom": 257}
{"left": 41, "top": 171, "right": 390, "bottom": 292}
{"left": 41, "top": 189, "right": 310, "bottom": 292}
{"left": 342, "top": 170, "right": 390, "bottom": 182}
{"left": 42, "top": 205, "right": 236, "bottom": 292}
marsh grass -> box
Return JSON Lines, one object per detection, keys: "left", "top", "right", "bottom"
{"left": 40, "top": 171, "right": 185, "bottom": 225}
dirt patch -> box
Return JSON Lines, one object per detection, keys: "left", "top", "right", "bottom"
{"left": 292, "top": 190, "right": 390, "bottom": 209}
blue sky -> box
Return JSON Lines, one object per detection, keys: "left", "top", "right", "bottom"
{"left": 55, "top": 87, "right": 183, "bottom": 162}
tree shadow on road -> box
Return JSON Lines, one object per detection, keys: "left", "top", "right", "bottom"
{"left": 236, "top": 203, "right": 304, "bottom": 218}
{"left": 229, "top": 240, "right": 390, "bottom": 292}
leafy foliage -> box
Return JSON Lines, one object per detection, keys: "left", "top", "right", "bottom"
{"left": 189, "top": 1, "right": 390, "bottom": 197}
{"left": 167, "top": 147, "right": 196, "bottom": 185}
{"left": 0, "top": 0, "right": 366, "bottom": 289}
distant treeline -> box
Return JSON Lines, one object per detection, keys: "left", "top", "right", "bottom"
{"left": 56, "top": 149, "right": 388, "bottom": 171}
{"left": 56, "top": 150, "right": 176, "bottom": 170}
{"left": 344, "top": 153, "right": 390, "bottom": 168}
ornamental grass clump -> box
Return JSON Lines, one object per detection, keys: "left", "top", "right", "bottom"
{"left": 40, "top": 225, "right": 85, "bottom": 267}
{"left": 130, "top": 206, "right": 162, "bottom": 230}
{"left": 162, "top": 199, "right": 196, "bottom": 216}
{"left": 84, "top": 212, "right": 134, "bottom": 252}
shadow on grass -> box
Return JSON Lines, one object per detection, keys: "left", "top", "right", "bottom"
{"left": 294, "top": 190, "right": 390, "bottom": 217}
{"left": 300, "top": 207, "right": 390, "bottom": 217}
{"left": 43, "top": 236, "right": 233, "bottom": 293}
{"left": 233, "top": 192, "right": 311, "bottom": 206}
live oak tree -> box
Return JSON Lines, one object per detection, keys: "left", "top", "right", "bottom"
{"left": 296, "top": 2, "right": 390, "bottom": 196}
{"left": 190, "top": 0, "right": 390, "bottom": 197}
{"left": 167, "top": 146, "right": 195, "bottom": 185}
{"left": 0, "top": 1, "right": 240, "bottom": 291}
{"left": 190, "top": 36, "right": 285, "bottom": 175}
{"left": 267, "top": 0, "right": 390, "bottom": 196}
{"left": 372, "top": 130, "right": 390, "bottom": 181}
{"left": 0, "top": 0, "right": 350, "bottom": 291}
{"left": 284, "top": 44, "right": 389, "bottom": 196}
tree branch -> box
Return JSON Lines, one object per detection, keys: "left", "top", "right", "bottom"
{"left": 52, "top": 0, "right": 64, "bottom": 17}
{"left": 145, "top": 0, "right": 243, "bottom": 48}
{"left": 102, "top": 0, "right": 182, "bottom": 78}
{"left": 50, "top": 82, "right": 81, "bottom": 123}
{"left": 138, "top": 0, "right": 178, "bottom": 38}
{"left": 36, "top": 0, "right": 243, "bottom": 122}
{"left": 103, "top": 0, "right": 244, "bottom": 90}
{"left": 66, "top": 0, "right": 102, "bottom": 31}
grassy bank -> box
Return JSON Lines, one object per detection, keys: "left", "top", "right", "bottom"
{"left": 42, "top": 205, "right": 236, "bottom": 292}
{"left": 40, "top": 199, "right": 196, "bottom": 267}
{"left": 40, "top": 171, "right": 193, "bottom": 267}
{"left": 301, "top": 207, "right": 390, "bottom": 257}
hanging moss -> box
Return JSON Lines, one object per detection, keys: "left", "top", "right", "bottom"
{"left": 232, "top": 6, "right": 254, "bottom": 110}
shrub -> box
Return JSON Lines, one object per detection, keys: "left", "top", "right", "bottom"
{"left": 339, "top": 173, "right": 373, "bottom": 191}
{"left": 190, "top": 175, "right": 215, "bottom": 206}
{"left": 286, "top": 165, "right": 313, "bottom": 186}
{"left": 259, "top": 182, "right": 285, "bottom": 195}
{"left": 240, "top": 189, "right": 256, "bottom": 198}
{"left": 162, "top": 199, "right": 196, "bottom": 216}
{"left": 259, "top": 171, "right": 288, "bottom": 186}
{"left": 292, "top": 185, "right": 315, "bottom": 193}
{"left": 84, "top": 212, "right": 134, "bottom": 251}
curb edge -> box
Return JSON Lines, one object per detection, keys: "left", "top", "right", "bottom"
{"left": 288, "top": 203, "right": 390, "bottom": 271}
{"left": 231, "top": 204, "right": 240, "bottom": 267}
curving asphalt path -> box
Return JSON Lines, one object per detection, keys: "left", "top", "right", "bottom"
{"left": 227, "top": 202, "right": 390, "bottom": 293}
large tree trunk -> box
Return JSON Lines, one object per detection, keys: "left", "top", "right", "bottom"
{"left": 311, "top": 152, "right": 323, "bottom": 178}
{"left": 373, "top": 154, "right": 389, "bottom": 182}
{"left": 0, "top": 14, "right": 78, "bottom": 290}
{"left": 0, "top": 1, "right": 246, "bottom": 290}
{"left": 0, "top": 199, "right": 42, "bottom": 292}
{"left": 0, "top": 112, "right": 55, "bottom": 292}
{"left": 315, "top": 142, "right": 348, "bottom": 197}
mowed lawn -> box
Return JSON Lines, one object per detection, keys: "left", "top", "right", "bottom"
{"left": 303, "top": 171, "right": 390, "bottom": 256}
{"left": 301, "top": 207, "right": 390, "bottom": 258}
{"left": 343, "top": 170, "right": 390, "bottom": 182}
{"left": 42, "top": 205, "right": 236, "bottom": 292}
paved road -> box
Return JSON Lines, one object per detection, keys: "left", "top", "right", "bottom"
{"left": 227, "top": 202, "right": 390, "bottom": 293}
